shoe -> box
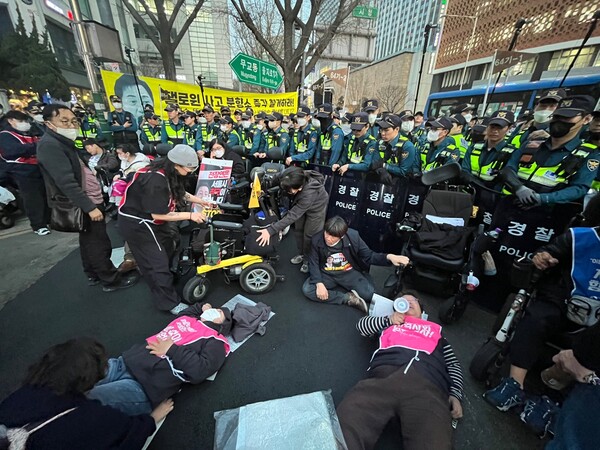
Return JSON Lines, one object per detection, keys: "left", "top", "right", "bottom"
{"left": 170, "top": 302, "right": 189, "bottom": 315}
{"left": 290, "top": 255, "right": 304, "bottom": 265}
{"left": 520, "top": 396, "right": 560, "bottom": 437}
{"left": 87, "top": 277, "right": 100, "bottom": 286}
{"left": 346, "top": 290, "right": 368, "bottom": 314}
{"left": 300, "top": 262, "right": 309, "bottom": 273}
{"left": 117, "top": 259, "right": 138, "bottom": 274}
{"left": 34, "top": 227, "right": 51, "bottom": 236}
{"left": 484, "top": 377, "right": 525, "bottom": 411}
{"left": 102, "top": 274, "right": 138, "bottom": 292}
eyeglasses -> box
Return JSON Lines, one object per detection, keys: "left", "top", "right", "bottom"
{"left": 56, "top": 118, "right": 80, "bottom": 127}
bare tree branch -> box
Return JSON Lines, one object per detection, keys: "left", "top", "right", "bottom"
{"left": 167, "top": 0, "right": 187, "bottom": 30}
{"left": 121, "top": 1, "right": 162, "bottom": 51}
{"left": 173, "top": 0, "right": 206, "bottom": 48}
{"left": 135, "top": 0, "right": 161, "bottom": 29}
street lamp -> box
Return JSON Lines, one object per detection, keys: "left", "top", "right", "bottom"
{"left": 440, "top": 14, "right": 478, "bottom": 90}
{"left": 414, "top": 23, "right": 439, "bottom": 112}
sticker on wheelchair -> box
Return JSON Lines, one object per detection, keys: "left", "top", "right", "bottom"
{"left": 203, "top": 207, "right": 222, "bottom": 218}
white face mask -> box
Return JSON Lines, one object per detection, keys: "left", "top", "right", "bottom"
{"left": 297, "top": 117, "right": 307, "bottom": 127}
{"left": 311, "top": 119, "right": 320, "bottom": 128}
{"left": 257, "top": 123, "right": 264, "bottom": 130}
{"left": 118, "top": 155, "right": 128, "bottom": 162}
{"left": 198, "top": 117, "right": 207, "bottom": 124}
{"left": 463, "top": 113, "right": 473, "bottom": 123}
{"left": 113, "top": 102, "right": 123, "bottom": 109}
{"left": 14, "top": 121, "right": 31, "bottom": 132}
{"left": 200, "top": 308, "right": 221, "bottom": 322}
{"left": 214, "top": 149, "right": 225, "bottom": 158}
{"left": 282, "top": 123, "right": 290, "bottom": 131}
{"left": 33, "top": 114, "right": 44, "bottom": 123}
{"left": 368, "top": 113, "right": 377, "bottom": 124}
{"left": 50, "top": 124, "right": 78, "bottom": 141}
{"left": 401, "top": 121, "right": 414, "bottom": 133}
{"left": 242, "top": 120, "right": 251, "bottom": 129}
{"left": 341, "top": 124, "right": 352, "bottom": 135}
{"left": 220, "top": 125, "right": 229, "bottom": 133}
{"left": 427, "top": 130, "right": 440, "bottom": 142}
{"left": 534, "top": 109, "right": 553, "bottom": 124}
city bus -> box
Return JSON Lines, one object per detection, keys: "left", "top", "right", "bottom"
{"left": 424, "top": 73, "right": 600, "bottom": 119}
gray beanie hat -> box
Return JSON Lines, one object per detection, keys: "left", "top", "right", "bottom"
{"left": 168, "top": 144, "right": 199, "bottom": 169}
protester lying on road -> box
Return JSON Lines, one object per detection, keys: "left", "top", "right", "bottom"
{"left": 88, "top": 302, "right": 232, "bottom": 416}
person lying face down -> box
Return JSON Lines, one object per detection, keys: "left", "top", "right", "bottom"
{"left": 88, "top": 302, "right": 232, "bottom": 415}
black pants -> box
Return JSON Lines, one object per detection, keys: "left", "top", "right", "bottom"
{"left": 337, "top": 365, "right": 452, "bottom": 450}
{"left": 6, "top": 169, "right": 49, "bottom": 230}
{"left": 119, "top": 217, "right": 179, "bottom": 311}
{"left": 294, "top": 210, "right": 327, "bottom": 258}
{"left": 79, "top": 205, "right": 118, "bottom": 285}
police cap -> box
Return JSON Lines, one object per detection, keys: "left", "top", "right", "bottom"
{"left": 350, "top": 112, "right": 369, "bottom": 130}
{"left": 219, "top": 116, "right": 234, "bottom": 125}
{"left": 316, "top": 103, "right": 333, "bottom": 118}
{"left": 182, "top": 110, "right": 197, "bottom": 119}
{"left": 266, "top": 112, "right": 284, "bottom": 121}
{"left": 539, "top": 89, "right": 567, "bottom": 104}
{"left": 488, "top": 110, "right": 515, "bottom": 127}
{"left": 362, "top": 99, "right": 379, "bottom": 112}
{"left": 144, "top": 111, "right": 159, "bottom": 120}
{"left": 453, "top": 103, "right": 475, "bottom": 114}
{"left": 241, "top": 112, "right": 251, "bottom": 120}
{"left": 517, "top": 109, "right": 533, "bottom": 121}
{"left": 554, "top": 95, "right": 595, "bottom": 118}
{"left": 110, "top": 95, "right": 121, "bottom": 102}
{"left": 256, "top": 112, "right": 267, "bottom": 120}
{"left": 202, "top": 104, "right": 215, "bottom": 113}
{"left": 377, "top": 114, "right": 402, "bottom": 129}
{"left": 164, "top": 103, "right": 180, "bottom": 112}
{"left": 296, "top": 105, "right": 311, "bottom": 117}
{"left": 398, "top": 110, "right": 415, "bottom": 120}
{"left": 426, "top": 116, "right": 453, "bottom": 130}
{"left": 449, "top": 113, "right": 467, "bottom": 127}
{"left": 220, "top": 106, "right": 231, "bottom": 114}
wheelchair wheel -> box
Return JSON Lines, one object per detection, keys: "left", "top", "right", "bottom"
{"left": 0, "top": 214, "right": 15, "bottom": 229}
{"left": 239, "top": 263, "right": 276, "bottom": 294}
{"left": 183, "top": 276, "right": 211, "bottom": 303}
{"left": 438, "top": 296, "right": 466, "bottom": 324}
{"left": 470, "top": 338, "right": 503, "bottom": 382}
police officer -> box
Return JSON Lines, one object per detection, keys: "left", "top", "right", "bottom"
{"left": 508, "top": 89, "right": 566, "bottom": 149}
{"left": 583, "top": 110, "right": 600, "bottom": 208}
{"left": 219, "top": 115, "right": 243, "bottom": 148}
{"left": 287, "top": 105, "right": 318, "bottom": 166}
{"left": 362, "top": 99, "right": 380, "bottom": 140}
{"left": 161, "top": 103, "right": 185, "bottom": 145}
{"left": 448, "top": 113, "right": 469, "bottom": 159}
{"left": 139, "top": 112, "right": 162, "bottom": 155}
{"left": 503, "top": 95, "right": 599, "bottom": 207}
{"left": 240, "top": 111, "right": 263, "bottom": 161}
{"left": 333, "top": 112, "right": 378, "bottom": 175}
{"left": 24, "top": 101, "right": 46, "bottom": 137}
{"left": 233, "top": 109, "right": 243, "bottom": 125}
{"left": 73, "top": 103, "right": 103, "bottom": 160}
{"left": 182, "top": 111, "right": 201, "bottom": 152}
{"left": 109, "top": 95, "right": 138, "bottom": 146}
{"left": 315, "top": 103, "right": 344, "bottom": 165}
{"left": 398, "top": 110, "right": 416, "bottom": 143}
{"left": 452, "top": 103, "right": 475, "bottom": 134}
{"left": 370, "top": 114, "right": 420, "bottom": 184}
{"left": 263, "top": 112, "right": 290, "bottom": 158}
{"left": 419, "top": 117, "right": 461, "bottom": 172}
{"left": 197, "top": 104, "right": 220, "bottom": 153}
{"left": 138, "top": 103, "right": 154, "bottom": 127}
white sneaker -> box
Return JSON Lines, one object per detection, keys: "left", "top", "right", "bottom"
{"left": 290, "top": 255, "right": 304, "bottom": 265}
{"left": 170, "top": 302, "right": 189, "bottom": 315}
{"left": 34, "top": 227, "right": 51, "bottom": 236}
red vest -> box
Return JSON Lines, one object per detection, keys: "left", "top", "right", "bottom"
{"left": 0, "top": 130, "right": 39, "bottom": 164}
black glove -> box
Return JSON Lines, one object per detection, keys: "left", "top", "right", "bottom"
{"left": 376, "top": 167, "right": 393, "bottom": 185}
{"left": 499, "top": 167, "right": 523, "bottom": 192}
{"left": 371, "top": 159, "right": 384, "bottom": 170}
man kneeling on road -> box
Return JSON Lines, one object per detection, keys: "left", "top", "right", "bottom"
{"left": 302, "top": 216, "right": 408, "bottom": 313}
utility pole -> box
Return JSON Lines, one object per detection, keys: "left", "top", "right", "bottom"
{"left": 414, "top": 24, "right": 438, "bottom": 112}
{"left": 69, "top": 0, "right": 100, "bottom": 92}
{"left": 125, "top": 47, "right": 145, "bottom": 111}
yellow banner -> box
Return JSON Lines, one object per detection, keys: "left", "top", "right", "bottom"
{"left": 100, "top": 70, "right": 298, "bottom": 120}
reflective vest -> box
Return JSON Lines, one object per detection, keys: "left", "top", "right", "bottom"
{"left": 348, "top": 135, "right": 376, "bottom": 164}
{"left": 266, "top": 130, "right": 283, "bottom": 149}
{"left": 142, "top": 123, "right": 161, "bottom": 144}
{"left": 74, "top": 121, "right": 98, "bottom": 150}
{"left": 164, "top": 121, "right": 185, "bottom": 145}
{"left": 200, "top": 122, "right": 218, "bottom": 147}
{"left": 451, "top": 133, "right": 468, "bottom": 158}
{"left": 583, "top": 142, "right": 600, "bottom": 190}
{"left": 225, "top": 129, "right": 243, "bottom": 147}
{"left": 185, "top": 125, "right": 198, "bottom": 146}
{"left": 293, "top": 125, "right": 316, "bottom": 155}
{"left": 469, "top": 142, "right": 516, "bottom": 181}
{"left": 243, "top": 125, "right": 256, "bottom": 149}
{"left": 320, "top": 124, "right": 340, "bottom": 151}
{"left": 421, "top": 142, "right": 458, "bottom": 172}
{"left": 379, "top": 136, "right": 408, "bottom": 165}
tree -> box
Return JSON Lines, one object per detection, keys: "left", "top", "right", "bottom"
{"left": 230, "top": 0, "right": 363, "bottom": 92}
{"left": 376, "top": 84, "right": 408, "bottom": 114}
{"left": 0, "top": 7, "right": 70, "bottom": 100}
{"left": 120, "top": 0, "right": 206, "bottom": 80}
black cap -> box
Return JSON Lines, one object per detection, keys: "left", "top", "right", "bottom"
{"left": 539, "top": 88, "right": 567, "bottom": 103}
{"left": 110, "top": 95, "right": 121, "bottom": 102}
{"left": 297, "top": 105, "right": 311, "bottom": 117}
{"left": 234, "top": 109, "right": 242, "bottom": 115}
{"left": 182, "top": 110, "right": 197, "bottom": 119}
{"left": 397, "top": 110, "right": 415, "bottom": 120}
{"left": 377, "top": 114, "right": 401, "bottom": 129}
{"left": 220, "top": 106, "right": 231, "bottom": 114}
{"left": 266, "top": 111, "right": 283, "bottom": 121}
{"left": 453, "top": 103, "right": 475, "bottom": 113}
{"left": 426, "top": 116, "right": 453, "bottom": 130}
{"left": 415, "top": 111, "right": 424, "bottom": 117}
{"left": 144, "top": 104, "right": 154, "bottom": 112}
{"left": 241, "top": 112, "right": 251, "bottom": 120}
{"left": 362, "top": 99, "right": 378, "bottom": 112}
{"left": 488, "top": 110, "right": 515, "bottom": 127}
{"left": 219, "top": 116, "right": 234, "bottom": 125}
{"left": 518, "top": 109, "right": 533, "bottom": 121}
{"left": 164, "top": 103, "right": 180, "bottom": 112}
{"left": 554, "top": 95, "right": 596, "bottom": 118}
{"left": 144, "top": 111, "right": 154, "bottom": 119}
{"left": 316, "top": 103, "right": 333, "bottom": 118}
{"left": 256, "top": 112, "right": 267, "bottom": 120}
{"left": 592, "top": 110, "right": 600, "bottom": 119}
{"left": 245, "top": 107, "right": 254, "bottom": 116}
{"left": 449, "top": 113, "right": 467, "bottom": 127}
{"left": 332, "top": 110, "right": 340, "bottom": 119}
{"left": 202, "top": 104, "right": 215, "bottom": 113}
{"left": 350, "top": 112, "right": 369, "bottom": 130}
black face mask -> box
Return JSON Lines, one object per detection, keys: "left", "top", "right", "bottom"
{"left": 588, "top": 131, "right": 600, "bottom": 142}
{"left": 549, "top": 119, "right": 578, "bottom": 138}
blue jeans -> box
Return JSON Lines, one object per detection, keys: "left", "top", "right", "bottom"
{"left": 88, "top": 356, "right": 152, "bottom": 416}
{"left": 546, "top": 383, "right": 600, "bottom": 450}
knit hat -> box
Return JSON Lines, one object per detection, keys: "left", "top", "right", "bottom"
{"left": 168, "top": 144, "right": 199, "bottom": 169}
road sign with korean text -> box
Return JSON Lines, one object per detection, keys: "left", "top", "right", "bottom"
{"left": 229, "top": 53, "right": 283, "bottom": 90}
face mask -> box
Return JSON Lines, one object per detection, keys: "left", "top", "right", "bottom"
{"left": 311, "top": 119, "right": 320, "bottom": 128}
{"left": 118, "top": 155, "right": 128, "bottom": 162}
{"left": 242, "top": 120, "right": 251, "bottom": 129}
{"left": 588, "top": 131, "right": 600, "bottom": 142}
{"left": 549, "top": 120, "right": 577, "bottom": 138}
{"left": 427, "top": 130, "right": 440, "bottom": 142}
{"left": 268, "top": 121, "right": 278, "bottom": 130}
{"left": 533, "top": 110, "right": 553, "bottom": 124}
{"left": 368, "top": 113, "right": 377, "bottom": 124}
{"left": 33, "top": 114, "right": 44, "bottom": 123}
{"left": 14, "top": 121, "right": 31, "bottom": 132}
{"left": 214, "top": 149, "right": 225, "bottom": 158}
{"left": 282, "top": 123, "right": 290, "bottom": 131}
{"left": 341, "top": 124, "right": 352, "bottom": 135}
{"left": 113, "top": 102, "right": 122, "bottom": 109}
{"left": 52, "top": 125, "right": 78, "bottom": 141}
{"left": 200, "top": 308, "right": 221, "bottom": 322}
{"left": 297, "top": 118, "right": 307, "bottom": 127}
{"left": 198, "top": 117, "right": 207, "bottom": 124}
{"left": 463, "top": 113, "right": 473, "bottom": 123}
{"left": 220, "top": 125, "right": 229, "bottom": 133}
{"left": 257, "top": 123, "right": 264, "bottom": 130}
{"left": 401, "top": 121, "right": 414, "bottom": 133}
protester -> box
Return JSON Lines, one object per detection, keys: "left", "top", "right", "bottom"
{"left": 88, "top": 302, "right": 232, "bottom": 415}
{"left": 84, "top": 138, "right": 119, "bottom": 178}
{"left": 118, "top": 144, "right": 211, "bottom": 314}
{"left": 206, "top": 139, "right": 246, "bottom": 180}
{"left": 0, "top": 337, "right": 170, "bottom": 450}
{"left": 256, "top": 166, "right": 328, "bottom": 273}
{"left": 303, "top": 216, "right": 409, "bottom": 313}
{"left": 336, "top": 293, "right": 464, "bottom": 450}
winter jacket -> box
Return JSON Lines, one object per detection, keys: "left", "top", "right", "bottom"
{"left": 0, "top": 126, "right": 40, "bottom": 175}
{"left": 94, "top": 150, "right": 120, "bottom": 176}
{"left": 231, "top": 302, "right": 271, "bottom": 342}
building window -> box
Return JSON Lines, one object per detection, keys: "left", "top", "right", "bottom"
{"left": 548, "top": 46, "right": 597, "bottom": 71}
{"left": 0, "top": 5, "right": 13, "bottom": 40}
{"left": 78, "top": 0, "right": 92, "bottom": 20}
{"left": 507, "top": 56, "right": 537, "bottom": 76}
{"left": 47, "top": 21, "right": 83, "bottom": 72}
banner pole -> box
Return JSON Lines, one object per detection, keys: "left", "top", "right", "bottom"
{"left": 482, "top": 50, "right": 497, "bottom": 117}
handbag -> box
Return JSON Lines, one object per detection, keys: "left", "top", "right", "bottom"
{"left": 49, "top": 196, "right": 88, "bottom": 233}
{"left": 565, "top": 295, "right": 600, "bottom": 327}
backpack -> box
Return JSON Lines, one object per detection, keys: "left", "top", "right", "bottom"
{"left": 0, "top": 407, "right": 77, "bottom": 450}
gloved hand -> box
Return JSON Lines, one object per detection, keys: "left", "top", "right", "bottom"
{"left": 371, "top": 159, "right": 384, "bottom": 170}
{"left": 516, "top": 186, "right": 539, "bottom": 205}
{"left": 376, "top": 167, "right": 393, "bottom": 185}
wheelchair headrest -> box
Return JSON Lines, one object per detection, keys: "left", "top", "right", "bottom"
{"left": 155, "top": 143, "right": 173, "bottom": 157}
{"left": 421, "top": 162, "right": 462, "bottom": 186}
{"left": 266, "top": 146, "right": 284, "bottom": 160}
{"left": 142, "top": 143, "right": 157, "bottom": 156}
{"left": 230, "top": 145, "right": 246, "bottom": 157}
{"left": 262, "top": 162, "right": 286, "bottom": 174}
{"left": 249, "top": 167, "right": 265, "bottom": 181}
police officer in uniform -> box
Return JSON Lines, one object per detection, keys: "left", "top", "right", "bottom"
{"left": 503, "top": 96, "right": 599, "bottom": 207}
{"left": 452, "top": 103, "right": 475, "bottom": 135}
{"left": 287, "top": 105, "right": 318, "bottom": 166}
{"left": 109, "top": 95, "right": 138, "bottom": 146}
{"left": 363, "top": 99, "right": 380, "bottom": 140}
{"left": 315, "top": 103, "right": 344, "bottom": 165}
{"left": 419, "top": 117, "right": 461, "bottom": 172}
{"left": 182, "top": 111, "right": 201, "bottom": 152}
{"left": 24, "top": 101, "right": 46, "bottom": 137}
{"left": 73, "top": 103, "right": 103, "bottom": 160}
{"left": 397, "top": 110, "right": 416, "bottom": 144}
{"left": 240, "top": 111, "right": 263, "bottom": 161}
{"left": 448, "top": 114, "right": 469, "bottom": 159}
{"left": 584, "top": 110, "right": 600, "bottom": 207}
{"left": 140, "top": 112, "right": 162, "bottom": 155}
{"left": 161, "top": 103, "right": 185, "bottom": 145}
{"left": 370, "top": 114, "right": 420, "bottom": 184}
{"left": 333, "top": 112, "right": 378, "bottom": 175}
{"left": 264, "top": 112, "right": 290, "bottom": 158}
{"left": 197, "top": 105, "right": 220, "bottom": 153}
{"left": 219, "top": 116, "right": 243, "bottom": 148}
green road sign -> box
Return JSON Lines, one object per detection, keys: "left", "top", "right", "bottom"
{"left": 352, "top": 6, "right": 378, "bottom": 19}
{"left": 229, "top": 53, "right": 283, "bottom": 90}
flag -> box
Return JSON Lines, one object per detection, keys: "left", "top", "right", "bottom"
{"left": 248, "top": 172, "right": 261, "bottom": 209}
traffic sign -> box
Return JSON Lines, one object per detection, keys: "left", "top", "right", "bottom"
{"left": 229, "top": 53, "right": 283, "bottom": 90}
{"left": 352, "top": 6, "right": 378, "bottom": 19}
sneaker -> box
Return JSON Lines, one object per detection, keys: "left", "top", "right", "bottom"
{"left": 484, "top": 377, "right": 525, "bottom": 411}
{"left": 346, "top": 290, "right": 368, "bottom": 314}
{"left": 520, "top": 396, "right": 560, "bottom": 438}
{"left": 34, "top": 227, "right": 51, "bottom": 236}
{"left": 290, "top": 255, "right": 304, "bottom": 265}
{"left": 300, "top": 262, "right": 309, "bottom": 273}
{"left": 102, "top": 274, "right": 138, "bottom": 292}
{"left": 87, "top": 277, "right": 100, "bottom": 286}
{"left": 170, "top": 302, "right": 189, "bottom": 315}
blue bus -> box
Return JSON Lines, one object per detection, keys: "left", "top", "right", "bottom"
{"left": 424, "top": 73, "right": 600, "bottom": 119}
